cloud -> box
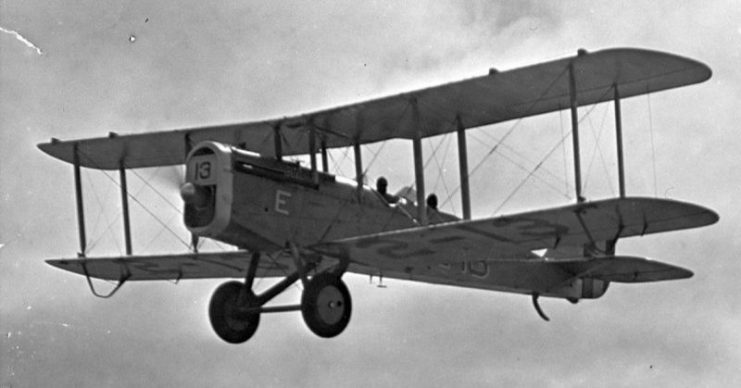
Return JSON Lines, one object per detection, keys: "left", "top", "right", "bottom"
{"left": 0, "top": 26, "right": 43, "bottom": 55}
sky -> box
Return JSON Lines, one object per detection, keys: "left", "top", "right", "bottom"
{"left": 2, "top": 1, "right": 741, "bottom": 386}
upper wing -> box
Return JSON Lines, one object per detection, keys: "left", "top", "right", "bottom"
{"left": 38, "top": 48, "right": 710, "bottom": 170}
{"left": 312, "top": 197, "right": 718, "bottom": 267}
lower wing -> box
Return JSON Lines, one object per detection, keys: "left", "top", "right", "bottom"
{"left": 311, "top": 197, "right": 717, "bottom": 267}
{"left": 46, "top": 251, "right": 294, "bottom": 281}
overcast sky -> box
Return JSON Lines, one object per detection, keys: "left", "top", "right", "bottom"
{"left": 2, "top": 1, "right": 741, "bottom": 387}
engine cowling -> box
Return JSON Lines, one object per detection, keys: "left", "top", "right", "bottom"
{"left": 182, "top": 141, "right": 233, "bottom": 238}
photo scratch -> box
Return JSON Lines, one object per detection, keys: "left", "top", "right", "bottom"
{"left": 0, "top": 26, "right": 44, "bottom": 55}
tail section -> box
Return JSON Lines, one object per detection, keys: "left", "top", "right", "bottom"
{"left": 558, "top": 255, "right": 693, "bottom": 283}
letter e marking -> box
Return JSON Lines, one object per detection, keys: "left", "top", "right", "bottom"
{"left": 275, "top": 190, "right": 291, "bottom": 215}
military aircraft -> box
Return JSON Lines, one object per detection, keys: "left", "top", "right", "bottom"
{"left": 39, "top": 48, "right": 718, "bottom": 344}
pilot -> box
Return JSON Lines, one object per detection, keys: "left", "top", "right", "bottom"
{"left": 426, "top": 193, "right": 440, "bottom": 223}
{"left": 426, "top": 193, "right": 438, "bottom": 210}
{"left": 376, "top": 177, "right": 399, "bottom": 204}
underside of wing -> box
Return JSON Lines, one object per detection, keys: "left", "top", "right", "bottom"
{"left": 345, "top": 255, "right": 691, "bottom": 299}
{"left": 46, "top": 251, "right": 295, "bottom": 281}
{"left": 312, "top": 197, "right": 718, "bottom": 268}
{"left": 38, "top": 48, "right": 711, "bottom": 170}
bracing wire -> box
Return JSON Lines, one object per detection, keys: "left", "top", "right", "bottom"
{"left": 492, "top": 130, "right": 572, "bottom": 215}
{"left": 73, "top": 145, "right": 237, "bottom": 256}
{"left": 464, "top": 66, "right": 570, "bottom": 179}
{"left": 559, "top": 109, "right": 569, "bottom": 196}
{"left": 362, "top": 141, "right": 388, "bottom": 178}
{"left": 88, "top": 168, "right": 192, "bottom": 250}
{"left": 329, "top": 147, "right": 353, "bottom": 177}
{"left": 425, "top": 133, "right": 457, "bottom": 213}
{"left": 84, "top": 169, "right": 123, "bottom": 254}
{"left": 582, "top": 102, "right": 615, "bottom": 195}
{"left": 490, "top": 87, "right": 614, "bottom": 215}
{"left": 473, "top": 125, "right": 571, "bottom": 187}
{"left": 130, "top": 168, "right": 184, "bottom": 214}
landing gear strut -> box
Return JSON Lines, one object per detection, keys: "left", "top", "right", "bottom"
{"left": 207, "top": 251, "right": 352, "bottom": 344}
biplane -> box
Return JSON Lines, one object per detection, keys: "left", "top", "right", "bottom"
{"left": 39, "top": 48, "right": 718, "bottom": 344}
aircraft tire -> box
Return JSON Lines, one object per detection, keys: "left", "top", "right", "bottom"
{"left": 209, "top": 281, "right": 260, "bottom": 344}
{"left": 301, "top": 273, "right": 352, "bottom": 338}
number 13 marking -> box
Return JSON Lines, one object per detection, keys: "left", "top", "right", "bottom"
{"left": 195, "top": 161, "right": 211, "bottom": 180}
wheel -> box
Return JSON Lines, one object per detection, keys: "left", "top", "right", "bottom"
{"left": 301, "top": 273, "right": 352, "bottom": 338}
{"left": 209, "top": 281, "right": 260, "bottom": 344}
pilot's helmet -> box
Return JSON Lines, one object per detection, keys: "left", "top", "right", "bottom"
{"left": 376, "top": 177, "right": 388, "bottom": 191}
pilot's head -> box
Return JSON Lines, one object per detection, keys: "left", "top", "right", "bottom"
{"left": 426, "top": 193, "right": 438, "bottom": 210}
{"left": 376, "top": 177, "right": 388, "bottom": 194}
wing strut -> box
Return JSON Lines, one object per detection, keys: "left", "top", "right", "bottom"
{"left": 320, "top": 140, "right": 329, "bottom": 173}
{"left": 309, "top": 124, "right": 319, "bottom": 185}
{"left": 72, "top": 143, "right": 87, "bottom": 256}
{"left": 353, "top": 141, "right": 363, "bottom": 199}
{"left": 613, "top": 84, "right": 627, "bottom": 198}
{"left": 273, "top": 123, "right": 283, "bottom": 160}
{"left": 412, "top": 98, "right": 427, "bottom": 225}
{"left": 569, "top": 53, "right": 585, "bottom": 203}
{"left": 456, "top": 115, "right": 472, "bottom": 220}
{"left": 118, "top": 163, "right": 133, "bottom": 255}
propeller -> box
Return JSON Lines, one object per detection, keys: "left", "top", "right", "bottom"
{"left": 152, "top": 165, "right": 202, "bottom": 253}
{"left": 154, "top": 165, "right": 187, "bottom": 191}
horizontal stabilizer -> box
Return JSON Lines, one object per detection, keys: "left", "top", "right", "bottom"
{"left": 46, "top": 251, "right": 294, "bottom": 281}
{"left": 558, "top": 256, "right": 693, "bottom": 283}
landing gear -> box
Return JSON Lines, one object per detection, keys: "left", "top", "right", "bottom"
{"left": 301, "top": 273, "right": 352, "bottom": 338}
{"left": 207, "top": 252, "right": 352, "bottom": 343}
{"left": 209, "top": 281, "right": 261, "bottom": 344}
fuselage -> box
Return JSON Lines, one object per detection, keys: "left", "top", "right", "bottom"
{"left": 181, "top": 141, "right": 608, "bottom": 301}
{"left": 183, "top": 141, "right": 452, "bottom": 250}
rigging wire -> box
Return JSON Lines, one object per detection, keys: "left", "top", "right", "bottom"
{"left": 437, "top": 66, "right": 573, "bottom": 213}
{"left": 477, "top": 131, "right": 569, "bottom": 191}
{"left": 473, "top": 126, "right": 571, "bottom": 187}
{"left": 582, "top": 102, "right": 616, "bottom": 196}
{"left": 429, "top": 134, "right": 457, "bottom": 213}
{"left": 439, "top": 130, "right": 572, "bottom": 209}
{"left": 492, "top": 130, "right": 572, "bottom": 215}
{"left": 470, "top": 134, "right": 569, "bottom": 198}
{"left": 401, "top": 121, "right": 459, "bottom": 200}
{"left": 490, "top": 89, "right": 614, "bottom": 215}
{"left": 329, "top": 147, "right": 353, "bottom": 177}
{"left": 83, "top": 170, "right": 123, "bottom": 255}
{"left": 88, "top": 168, "right": 192, "bottom": 250}
{"left": 130, "top": 168, "right": 184, "bottom": 214}
{"left": 362, "top": 141, "right": 388, "bottom": 179}
{"left": 72, "top": 149, "right": 244, "bottom": 257}
{"left": 465, "top": 66, "right": 570, "bottom": 177}
{"left": 559, "top": 109, "right": 569, "bottom": 196}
